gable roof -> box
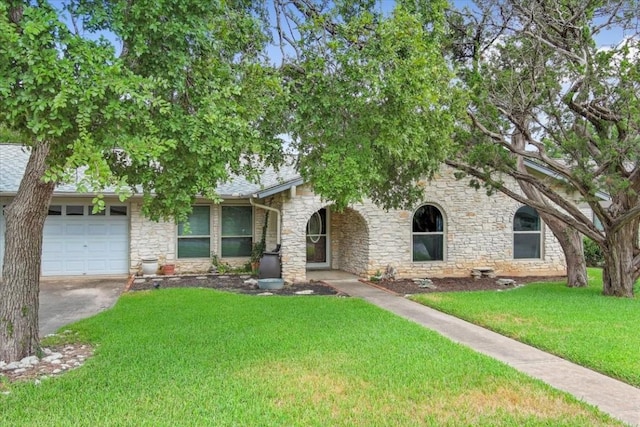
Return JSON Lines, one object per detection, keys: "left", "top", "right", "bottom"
{"left": 0, "top": 143, "right": 609, "bottom": 201}
{"left": 0, "top": 143, "right": 302, "bottom": 198}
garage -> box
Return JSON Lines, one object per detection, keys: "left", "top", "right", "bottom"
{"left": 1, "top": 202, "right": 130, "bottom": 277}
{"left": 40, "top": 203, "right": 130, "bottom": 276}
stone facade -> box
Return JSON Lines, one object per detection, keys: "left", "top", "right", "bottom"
{"left": 129, "top": 200, "right": 268, "bottom": 275}
{"left": 1, "top": 166, "right": 572, "bottom": 280}
{"left": 277, "top": 166, "right": 567, "bottom": 283}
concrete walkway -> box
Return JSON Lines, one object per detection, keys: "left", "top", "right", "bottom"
{"left": 320, "top": 276, "right": 640, "bottom": 427}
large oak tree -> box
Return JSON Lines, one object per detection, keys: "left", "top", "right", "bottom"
{"left": 0, "top": 0, "right": 282, "bottom": 362}
{"left": 274, "top": 0, "right": 463, "bottom": 210}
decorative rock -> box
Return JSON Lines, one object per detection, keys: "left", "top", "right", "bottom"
{"left": 3, "top": 362, "right": 20, "bottom": 371}
{"left": 244, "top": 279, "right": 258, "bottom": 286}
{"left": 240, "top": 275, "right": 251, "bottom": 279}
{"left": 20, "top": 356, "right": 39, "bottom": 367}
{"left": 13, "top": 368, "right": 26, "bottom": 374}
{"left": 417, "top": 279, "right": 434, "bottom": 288}
{"left": 169, "top": 277, "right": 181, "bottom": 281}
{"left": 496, "top": 279, "right": 516, "bottom": 286}
{"left": 472, "top": 267, "right": 496, "bottom": 279}
{"left": 196, "top": 276, "right": 208, "bottom": 280}
{"left": 52, "top": 369, "right": 62, "bottom": 374}
{"left": 381, "top": 265, "right": 397, "bottom": 280}
{"left": 50, "top": 359, "right": 62, "bottom": 365}
{"left": 43, "top": 348, "right": 53, "bottom": 355}
{"left": 42, "top": 353, "right": 63, "bottom": 363}
{"left": 256, "top": 292, "right": 273, "bottom": 296}
{"left": 295, "top": 290, "right": 314, "bottom": 295}
{"left": 217, "top": 275, "right": 230, "bottom": 279}
{"left": 133, "top": 278, "right": 146, "bottom": 284}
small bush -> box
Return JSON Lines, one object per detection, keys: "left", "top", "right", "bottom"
{"left": 583, "top": 238, "right": 604, "bottom": 267}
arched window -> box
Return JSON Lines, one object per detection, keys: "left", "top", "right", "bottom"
{"left": 513, "top": 206, "right": 541, "bottom": 259}
{"left": 412, "top": 205, "right": 444, "bottom": 261}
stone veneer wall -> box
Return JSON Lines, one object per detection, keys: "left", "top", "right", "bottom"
{"left": 331, "top": 208, "right": 369, "bottom": 275}
{"left": 129, "top": 200, "right": 179, "bottom": 274}
{"left": 129, "top": 199, "right": 281, "bottom": 275}
{"left": 279, "top": 166, "right": 567, "bottom": 283}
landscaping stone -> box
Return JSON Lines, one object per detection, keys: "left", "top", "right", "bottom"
{"left": 257, "top": 292, "right": 273, "bottom": 296}
{"left": 20, "top": 356, "right": 39, "bottom": 367}
{"left": 42, "top": 353, "right": 63, "bottom": 363}
{"left": 244, "top": 279, "right": 258, "bottom": 286}
{"left": 497, "top": 279, "right": 516, "bottom": 286}
{"left": 294, "top": 290, "right": 314, "bottom": 295}
{"left": 0, "top": 339, "right": 94, "bottom": 384}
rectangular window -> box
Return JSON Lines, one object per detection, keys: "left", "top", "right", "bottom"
{"left": 413, "top": 235, "right": 444, "bottom": 261}
{"left": 48, "top": 205, "right": 62, "bottom": 216}
{"left": 221, "top": 206, "right": 252, "bottom": 257}
{"left": 66, "top": 205, "right": 84, "bottom": 216}
{"left": 110, "top": 206, "right": 128, "bottom": 216}
{"left": 88, "top": 206, "right": 105, "bottom": 216}
{"left": 178, "top": 206, "right": 210, "bottom": 258}
{"left": 514, "top": 234, "right": 541, "bottom": 259}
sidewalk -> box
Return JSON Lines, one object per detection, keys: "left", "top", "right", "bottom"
{"left": 323, "top": 277, "right": 640, "bottom": 427}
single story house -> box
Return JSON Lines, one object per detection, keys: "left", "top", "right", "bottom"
{"left": 1, "top": 143, "right": 592, "bottom": 282}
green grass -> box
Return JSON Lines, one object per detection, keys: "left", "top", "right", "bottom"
{"left": 1, "top": 289, "right": 621, "bottom": 426}
{"left": 412, "top": 268, "right": 640, "bottom": 387}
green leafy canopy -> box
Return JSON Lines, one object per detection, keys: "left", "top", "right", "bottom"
{"left": 0, "top": 0, "right": 284, "bottom": 222}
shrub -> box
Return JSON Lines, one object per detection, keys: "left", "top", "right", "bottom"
{"left": 583, "top": 237, "right": 604, "bottom": 267}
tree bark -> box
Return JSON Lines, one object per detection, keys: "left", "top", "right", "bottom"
{"left": 0, "top": 142, "right": 55, "bottom": 362}
{"left": 539, "top": 212, "right": 588, "bottom": 288}
{"left": 601, "top": 222, "right": 637, "bottom": 297}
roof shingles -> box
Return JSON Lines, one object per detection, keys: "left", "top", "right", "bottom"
{"left": 0, "top": 144, "right": 301, "bottom": 198}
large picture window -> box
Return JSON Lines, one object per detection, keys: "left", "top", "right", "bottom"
{"left": 513, "top": 206, "right": 541, "bottom": 259}
{"left": 178, "top": 206, "right": 211, "bottom": 258}
{"left": 412, "top": 204, "right": 444, "bottom": 261}
{"left": 221, "top": 206, "right": 253, "bottom": 257}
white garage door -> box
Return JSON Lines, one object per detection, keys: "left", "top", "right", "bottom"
{"left": 41, "top": 204, "right": 129, "bottom": 276}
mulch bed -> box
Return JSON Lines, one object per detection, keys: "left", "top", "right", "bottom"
{"left": 127, "top": 274, "right": 342, "bottom": 296}
{"left": 370, "top": 276, "right": 567, "bottom": 295}
{"left": 127, "top": 273, "right": 567, "bottom": 297}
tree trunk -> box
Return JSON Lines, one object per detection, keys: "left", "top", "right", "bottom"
{"left": 0, "top": 143, "right": 55, "bottom": 362}
{"left": 539, "top": 212, "right": 588, "bottom": 288}
{"left": 601, "top": 223, "right": 636, "bottom": 297}
{"left": 512, "top": 132, "right": 588, "bottom": 288}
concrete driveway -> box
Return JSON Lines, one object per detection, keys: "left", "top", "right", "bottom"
{"left": 39, "top": 276, "right": 127, "bottom": 335}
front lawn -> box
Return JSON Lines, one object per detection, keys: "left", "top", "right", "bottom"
{"left": 0, "top": 289, "right": 620, "bottom": 426}
{"left": 412, "top": 269, "right": 640, "bottom": 387}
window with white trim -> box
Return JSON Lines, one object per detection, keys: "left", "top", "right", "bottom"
{"left": 513, "top": 206, "right": 541, "bottom": 259}
{"left": 177, "top": 206, "right": 211, "bottom": 258}
{"left": 412, "top": 204, "right": 444, "bottom": 261}
{"left": 221, "top": 206, "right": 253, "bottom": 257}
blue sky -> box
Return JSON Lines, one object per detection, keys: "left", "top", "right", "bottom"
{"left": 53, "top": 0, "right": 629, "bottom": 58}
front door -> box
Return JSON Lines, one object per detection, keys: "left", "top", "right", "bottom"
{"left": 306, "top": 208, "right": 329, "bottom": 269}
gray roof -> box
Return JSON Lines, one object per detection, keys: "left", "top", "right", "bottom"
{"left": 0, "top": 143, "right": 301, "bottom": 198}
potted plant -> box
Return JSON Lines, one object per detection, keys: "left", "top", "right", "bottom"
{"left": 162, "top": 264, "right": 176, "bottom": 275}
